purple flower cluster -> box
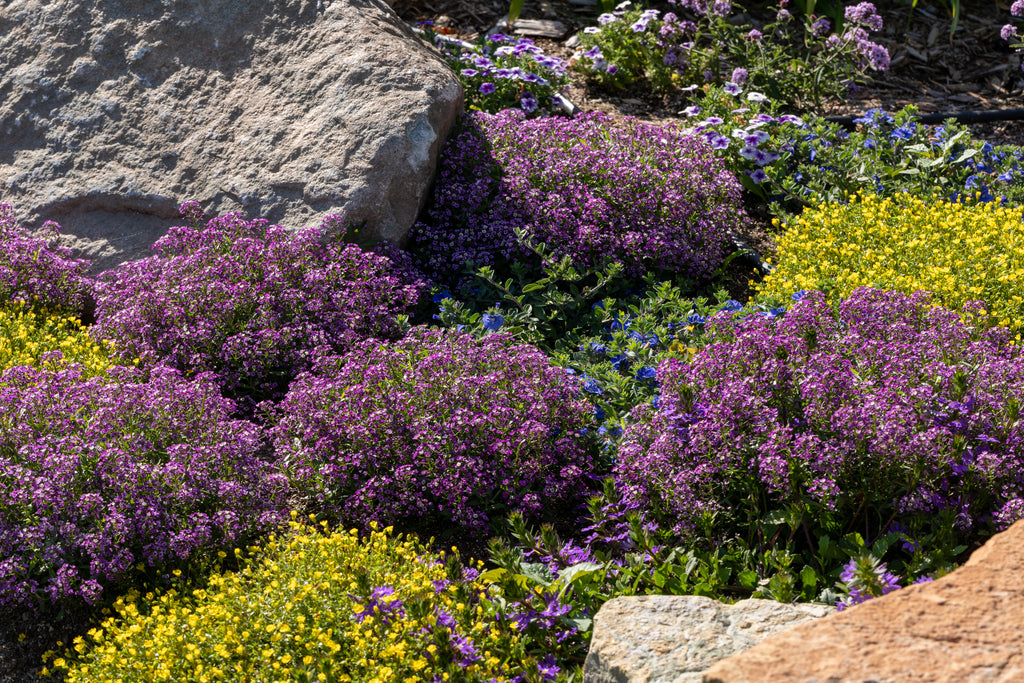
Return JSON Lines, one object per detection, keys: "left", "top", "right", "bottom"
{"left": 272, "top": 327, "right": 598, "bottom": 536}
{"left": 92, "top": 203, "right": 421, "bottom": 402}
{"left": 0, "top": 364, "right": 287, "bottom": 609}
{"left": 617, "top": 288, "right": 1024, "bottom": 540}
{"left": 842, "top": 3, "right": 890, "bottom": 71}
{"left": 428, "top": 31, "right": 568, "bottom": 116}
{"left": 0, "top": 204, "right": 91, "bottom": 313}
{"left": 836, "top": 553, "right": 902, "bottom": 610}
{"left": 410, "top": 111, "right": 744, "bottom": 284}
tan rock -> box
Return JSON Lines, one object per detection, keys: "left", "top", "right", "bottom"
{"left": 583, "top": 595, "right": 831, "bottom": 682}
{"left": 0, "top": 0, "right": 463, "bottom": 271}
{"left": 704, "top": 520, "right": 1024, "bottom": 683}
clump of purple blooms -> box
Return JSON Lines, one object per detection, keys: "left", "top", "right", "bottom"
{"left": 617, "top": 288, "right": 1024, "bottom": 543}
{"left": 836, "top": 553, "right": 903, "bottom": 610}
{"left": 92, "top": 203, "right": 421, "bottom": 403}
{"left": 422, "top": 29, "right": 569, "bottom": 116}
{"left": 272, "top": 327, "right": 599, "bottom": 537}
{"left": 410, "top": 111, "right": 744, "bottom": 285}
{"left": 1004, "top": 0, "right": 1024, "bottom": 71}
{"left": 0, "top": 204, "right": 91, "bottom": 313}
{"left": 0, "top": 364, "right": 288, "bottom": 610}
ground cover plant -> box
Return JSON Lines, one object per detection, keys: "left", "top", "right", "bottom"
{"left": 0, "top": 303, "right": 110, "bottom": 376}
{"left": 48, "top": 520, "right": 558, "bottom": 682}
{"left": 759, "top": 194, "right": 1024, "bottom": 332}
{"left": 409, "top": 109, "right": 745, "bottom": 287}
{"left": 0, "top": 204, "right": 91, "bottom": 314}
{"left": 0, "top": 365, "right": 287, "bottom": 611}
{"left": 419, "top": 28, "right": 570, "bottom": 116}
{"left": 92, "top": 203, "right": 422, "bottom": 406}
{"left": 272, "top": 326, "right": 600, "bottom": 541}
{"left": 678, "top": 89, "right": 1024, "bottom": 211}
{"left": 617, "top": 288, "right": 1024, "bottom": 592}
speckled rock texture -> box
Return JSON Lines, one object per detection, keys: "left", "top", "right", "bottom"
{"left": 704, "top": 519, "right": 1024, "bottom": 683}
{"left": 583, "top": 595, "right": 831, "bottom": 682}
{"left": 0, "top": 0, "right": 462, "bottom": 270}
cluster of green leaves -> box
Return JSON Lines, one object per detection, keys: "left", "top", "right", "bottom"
{"left": 576, "top": 0, "right": 888, "bottom": 110}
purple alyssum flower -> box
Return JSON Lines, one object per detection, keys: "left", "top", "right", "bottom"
{"left": 92, "top": 204, "right": 421, "bottom": 404}
{"left": 273, "top": 327, "right": 599, "bottom": 537}
{"left": 409, "top": 111, "right": 744, "bottom": 285}
{"left": 0, "top": 364, "right": 288, "bottom": 610}
{"left": 616, "top": 288, "right": 1024, "bottom": 541}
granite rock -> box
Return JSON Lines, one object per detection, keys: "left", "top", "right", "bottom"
{"left": 0, "top": 0, "right": 462, "bottom": 271}
{"left": 583, "top": 595, "right": 831, "bottom": 682}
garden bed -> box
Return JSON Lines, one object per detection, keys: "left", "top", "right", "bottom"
{"left": 2, "top": 0, "right": 1024, "bottom": 681}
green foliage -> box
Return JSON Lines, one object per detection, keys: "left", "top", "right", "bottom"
{"left": 576, "top": 0, "right": 889, "bottom": 110}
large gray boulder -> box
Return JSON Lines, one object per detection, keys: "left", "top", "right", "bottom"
{"left": 0, "top": 0, "right": 463, "bottom": 271}
{"left": 583, "top": 595, "right": 831, "bottom": 682}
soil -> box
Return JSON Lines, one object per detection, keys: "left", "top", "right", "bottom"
{"left": 3, "top": 2, "right": 1023, "bottom": 681}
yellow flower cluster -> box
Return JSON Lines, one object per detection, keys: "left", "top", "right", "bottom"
{"left": 51, "top": 518, "right": 524, "bottom": 683}
{"left": 759, "top": 194, "right": 1024, "bottom": 331}
{"left": 0, "top": 302, "right": 111, "bottom": 375}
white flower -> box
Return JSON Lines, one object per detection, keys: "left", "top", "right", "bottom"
{"left": 747, "top": 92, "right": 769, "bottom": 102}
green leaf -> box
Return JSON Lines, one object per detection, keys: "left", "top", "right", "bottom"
{"left": 953, "top": 149, "right": 979, "bottom": 164}
{"left": 800, "top": 565, "right": 818, "bottom": 590}
{"left": 738, "top": 569, "right": 759, "bottom": 590}
{"left": 519, "top": 562, "right": 554, "bottom": 586}
{"left": 556, "top": 561, "right": 603, "bottom": 588}
{"left": 564, "top": 617, "right": 593, "bottom": 633}
{"left": 507, "top": 0, "right": 524, "bottom": 23}
{"left": 477, "top": 568, "right": 507, "bottom": 584}
{"left": 521, "top": 283, "right": 546, "bottom": 294}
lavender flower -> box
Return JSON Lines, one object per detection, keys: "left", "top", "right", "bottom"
{"left": 730, "top": 67, "right": 748, "bottom": 85}
{"left": 1002, "top": 23, "right": 1018, "bottom": 41}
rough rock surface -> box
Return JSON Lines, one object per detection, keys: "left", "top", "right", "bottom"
{"left": 583, "top": 595, "right": 831, "bottom": 682}
{"left": 0, "top": 0, "right": 462, "bottom": 271}
{"left": 704, "top": 519, "right": 1024, "bottom": 682}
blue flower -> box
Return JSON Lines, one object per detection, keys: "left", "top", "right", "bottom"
{"left": 890, "top": 126, "right": 915, "bottom": 140}
{"left": 594, "top": 406, "right": 606, "bottom": 422}
{"left": 687, "top": 312, "right": 706, "bottom": 326}
{"left": 791, "top": 289, "right": 809, "bottom": 301}
{"left": 481, "top": 313, "right": 504, "bottom": 332}
{"left": 588, "top": 341, "right": 608, "bottom": 354}
{"left": 582, "top": 377, "right": 603, "bottom": 395}
{"left": 431, "top": 290, "right": 452, "bottom": 303}
{"left": 609, "top": 354, "right": 629, "bottom": 371}
{"left": 721, "top": 299, "right": 743, "bottom": 312}
{"left": 636, "top": 366, "right": 657, "bottom": 381}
